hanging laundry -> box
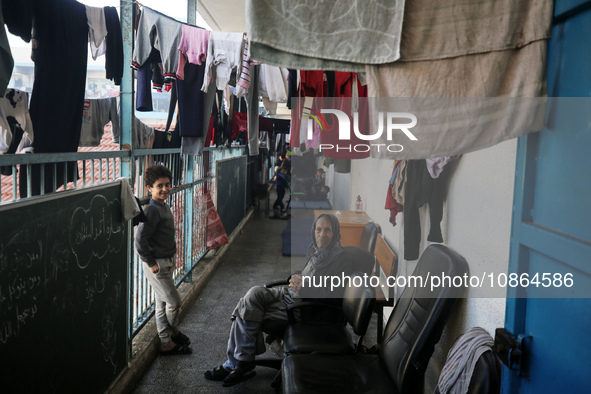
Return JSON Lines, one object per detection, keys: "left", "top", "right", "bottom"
{"left": 286, "top": 69, "right": 297, "bottom": 109}
{"left": 176, "top": 63, "right": 207, "bottom": 138}
{"left": 403, "top": 160, "right": 448, "bottom": 261}
{"left": 258, "top": 116, "right": 274, "bottom": 133}
{"left": 366, "top": 0, "right": 552, "bottom": 160}
{"left": 16, "top": 0, "right": 89, "bottom": 197}
{"left": 79, "top": 97, "right": 119, "bottom": 147}
{"left": 392, "top": 160, "right": 407, "bottom": 206}
{"left": 203, "top": 191, "right": 229, "bottom": 250}
{"left": 0, "top": 8, "right": 13, "bottom": 96}
{"left": 426, "top": 156, "right": 460, "bottom": 179}
{"left": 235, "top": 38, "right": 259, "bottom": 98}
{"left": 204, "top": 115, "right": 215, "bottom": 147}
{"left": 136, "top": 63, "right": 154, "bottom": 112}
{"left": 2, "top": 0, "right": 33, "bottom": 43}
{"left": 132, "top": 7, "right": 182, "bottom": 81}
{"left": 133, "top": 117, "right": 154, "bottom": 150}
{"left": 385, "top": 161, "right": 403, "bottom": 226}
{"left": 319, "top": 73, "right": 370, "bottom": 160}
{"left": 246, "top": 0, "right": 405, "bottom": 71}
{"left": 85, "top": 5, "right": 107, "bottom": 60}
{"left": 202, "top": 32, "right": 244, "bottom": 92}
{"left": 274, "top": 119, "right": 290, "bottom": 134}
{"left": 289, "top": 70, "right": 324, "bottom": 147}
{"left": 2, "top": 0, "right": 32, "bottom": 95}
{"left": 244, "top": 65, "right": 260, "bottom": 155}
{"left": 104, "top": 6, "right": 124, "bottom": 85}
{"left": 231, "top": 111, "right": 248, "bottom": 141}
{"left": 0, "top": 89, "right": 33, "bottom": 155}
{"left": 176, "top": 24, "right": 209, "bottom": 79}
{"left": 258, "top": 64, "right": 288, "bottom": 114}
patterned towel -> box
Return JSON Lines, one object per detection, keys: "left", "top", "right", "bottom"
{"left": 205, "top": 191, "right": 229, "bottom": 250}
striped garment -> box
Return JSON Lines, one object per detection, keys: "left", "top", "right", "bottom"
{"left": 235, "top": 38, "right": 259, "bottom": 98}
{"left": 436, "top": 327, "right": 494, "bottom": 394}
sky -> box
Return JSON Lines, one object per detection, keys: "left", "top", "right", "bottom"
{"left": 7, "top": 0, "right": 211, "bottom": 56}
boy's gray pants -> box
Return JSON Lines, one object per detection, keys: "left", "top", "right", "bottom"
{"left": 143, "top": 257, "right": 181, "bottom": 344}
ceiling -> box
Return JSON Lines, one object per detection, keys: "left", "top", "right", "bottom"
{"left": 197, "top": 0, "right": 246, "bottom": 32}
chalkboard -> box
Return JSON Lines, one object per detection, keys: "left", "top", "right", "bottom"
{"left": 216, "top": 156, "right": 247, "bottom": 236}
{"left": 0, "top": 181, "right": 128, "bottom": 393}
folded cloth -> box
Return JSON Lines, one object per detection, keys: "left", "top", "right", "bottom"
{"left": 246, "top": 0, "right": 405, "bottom": 72}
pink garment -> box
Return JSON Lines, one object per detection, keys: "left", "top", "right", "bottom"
{"left": 176, "top": 25, "right": 210, "bottom": 80}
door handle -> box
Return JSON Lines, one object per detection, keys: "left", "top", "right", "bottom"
{"left": 494, "top": 328, "right": 532, "bottom": 377}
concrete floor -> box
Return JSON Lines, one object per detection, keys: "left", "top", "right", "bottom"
{"left": 131, "top": 203, "right": 378, "bottom": 394}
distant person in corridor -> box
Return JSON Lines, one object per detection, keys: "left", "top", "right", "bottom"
{"left": 135, "top": 165, "right": 192, "bottom": 356}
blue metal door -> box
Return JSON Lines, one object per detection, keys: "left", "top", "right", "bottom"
{"left": 503, "top": 1, "right": 591, "bottom": 392}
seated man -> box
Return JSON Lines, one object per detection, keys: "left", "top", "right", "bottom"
{"left": 204, "top": 213, "right": 352, "bottom": 387}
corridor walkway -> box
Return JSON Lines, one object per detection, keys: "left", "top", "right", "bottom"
{"left": 132, "top": 209, "right": 298, "bottom": 393}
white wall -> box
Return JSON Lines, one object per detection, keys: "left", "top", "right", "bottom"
{"left": 344, "top": 138, "right": 518, "bottom": 392}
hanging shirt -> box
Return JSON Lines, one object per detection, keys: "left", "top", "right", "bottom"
{"left": 0, "top": 7, "right": 14, "bottom": 96}
{"left": 259, "top": 65, "right": 288, "bottom": 105}
{"left": 0, "top": 89, "right": 33, "bottom": 154}
{"left": 202, "top": 32, "right": 244, "bottom": 92}
{"left": 132, "top": 7, "right": 182, "bottom": 81}
{"left": 235, "top": 38, "right": 260, "bottom": 98}
{"left": 133, "top": 117, "right": 154, "bottom": 149}
{"left": 104, "top": 6, "right": 123, "bottom": 85}
{"left": 79, "top": 97, "right": 120, "bottom": 147}
{"left": 176, "top": 24, "right": 209, "bottom": 79}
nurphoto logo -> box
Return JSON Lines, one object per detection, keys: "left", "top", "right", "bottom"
{"left": 306, "top": 107, "right": 418, "bottom": 153}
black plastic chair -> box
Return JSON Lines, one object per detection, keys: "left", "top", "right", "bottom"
{"left": 359, "top": 222, "right": 381, "bottom": 254}
{"left": 281, "top": 244, "right": 469, "bottom": 394}
{"left": 253, "top": 247, "right": 376, "bottom": 371}
{"left": 282, "top": 271, "right": 376, "bottom": 355}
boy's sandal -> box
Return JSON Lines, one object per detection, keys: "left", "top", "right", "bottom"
{"left": 171, "top": 331, "right": 191, "bottom": 347}
{"left": 160, "top": 344, "right": 192, "bottom": 356}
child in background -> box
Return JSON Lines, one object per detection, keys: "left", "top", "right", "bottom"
{"left": 134, "top": 165, "right": 192, "bottom": 356}
{"left": 272, "top": 168, "right": 290, "bottom": 218}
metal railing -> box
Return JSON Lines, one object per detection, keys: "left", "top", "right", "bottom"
{"left": 0, "top": 146, "right": 248, "bottom": 338}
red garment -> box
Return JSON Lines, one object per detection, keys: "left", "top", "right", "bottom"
{"left": 204, "top": 191, "right": 229, "bottom": 249}
{"left": 320, "top": 74, "right": 370, "bottom": 159}
{"left": 205, "top": 115, "right": 215, "bottom": 147}
{"left": 290, "top": 70, "right": 326, "bottom": 147}
{"left": 231, "top": 111, "right": 248, "bottom": 141}
{"left": 385, "top": 162, "right": 403, "bottom": 226}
